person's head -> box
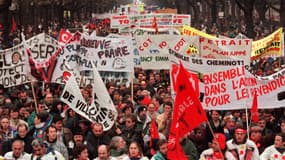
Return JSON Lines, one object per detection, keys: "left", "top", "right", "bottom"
{"left": 125, "top": 114, "right": 136, "bottom": 129}
{"left": 137, "top": 105, "right": 147, "bottom": 121}
{"left": 211, "top": 110, "right": 221, "bottom": 121}
{"left": 157, "top": 139, "right": 168, "bottom": 155}
{"left": 34, "top": 111, "right": 49, "bottom": 125}
{"left": 12, "top": 140, "right": 24, "bottom": 158}
{"left": 250, "top": 125, "right": 262, "bottom": 142}
{"left": 163, "top": 101, "right": 172, "bottom": 115}
{"left": 212, "top": 133, "right": 226, "bottom": 151}
{"left": 31, "top": 139, "right": 47, "bottom": 157}
{"left": 0, "top": 116, "right": 10, "bottom": 130}
{"left": 223, "top": 115, "right": 236, "bottom": 129}
{"left": 280, "top": 119, "right": 285, "bottom": 133}
{"left": 74, "top": 144, "right": 89, "bottom": 160}
{"left": 110, "top": 136, "right": 126, "bottom": 150}
{"left": 234, "top": 127, "right": 247, "bottom": 144}
{"left": 91, "top": 123, "right": 103, "bottom": 137}
{"left": 17, "top": 123, "right": 29, "bottom": 138}
{"left": 52, "top": 114, "right": 64, "bottom": 130}
{"left": 18, "top": 91, "right": 27, "bottom": 102}
{"left": 73, "top": 130, "right": 84, "bottom": 145}
{"left": 37, "top": 102, "right": 46, "bottom": 113}
{"left": 44, "top": 93, "right": 54, "bottom": 105}
{"left": 46, "top": 125, "right": 57, "bottom": 142}
{"left": 128, "top": 141, "right": 143, "bottom": 158}
{"left": 147, "top": 103, "right": 156, "bottom": 113}
{"left": 274, "top": 133, "right": 285, "bottom": 148}
{"left": 10, "top": 106, "right": 20, "bottom": 119}
{"left": 97, "top": 144, "right": 110, "bottom": 160}
{"left": 257, "top": 117, "right": 267, "bottom": 130}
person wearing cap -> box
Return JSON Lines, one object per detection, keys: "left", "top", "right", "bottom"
{"left": 226, "top": 127, "right": 260, "bottom": 160}
{"left": 136, "top": 105, "right": 151, "bottom": 135}
{"left": 199, "top": 133, "right": 235, "bottom": 160}
{"left": 260, "top": 133, "right": 285, "bottom": 160}
{"left": 68, "top": 129, "right": 87, "bottom": 160}
{"left": 28, "top": 139, "right": 64, "bottom": 160}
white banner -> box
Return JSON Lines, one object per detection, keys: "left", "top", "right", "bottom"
{"left": 200, "top": 37, "right": 252, "bottom": 65}
{"left": 26, "top": 33, "right": 59, "bottom": 62}
{"left": 194, "top": 66, "right": 285, "bottom": 110}
{"left": 135, "top": 35, "right": 199, "bottom": 69}
{"left": 60, "top": 71, "right": 117, "bottom": 131}
{"left": 0, "top": 44, "right": 31, "bottom": 87}
{"left": 111, "top": 14, "right": 191, "bottom": 30}
{"left": 81, "top": 34, "right": 133, "bottom": 72}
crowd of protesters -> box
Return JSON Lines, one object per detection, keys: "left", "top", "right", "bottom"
{"left": 1, "top": 11, "right": 285, "bottom": 160}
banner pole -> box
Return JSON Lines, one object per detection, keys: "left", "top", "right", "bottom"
{"left": 206, "top": 120, "right": 224, "bottom": 158}
{"left": 30, "top": 78, "right": 39, "bottom": 113}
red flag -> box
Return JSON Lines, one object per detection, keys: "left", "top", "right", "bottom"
{"left": 167, "top": 62, "right": 207, "bottom": 160}
{"left": 11, "top": 16, "right": 17, "bottom": 32}
{"left": 149, "top": 118, "right": 159, "bottom": 147}
{"left": 58, "top": 29, "right": 73, "bottom": 45}
{"left": 251, "top": 93, "right": 259, "bottom": 123}
{"left": 152, "top": 16, "right": 158, "bottom": 34}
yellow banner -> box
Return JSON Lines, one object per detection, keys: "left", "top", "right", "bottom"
{"left": 251, "top": 28, "right": 283, "bottom": 60}
{"left": 182, "top": 25, "right": 216, "bottom": 40}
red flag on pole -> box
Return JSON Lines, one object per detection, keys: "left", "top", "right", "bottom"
{"left": 167, "top": 62, "right": 207, "bottom": 160}
{"left": 251, "top": 93, "right": 259, "bottom": 123}
{"left": 11, "top": 16, "right": 17, "bottom": 33}
{"left": 152, "top": 16, "right": 158, "bottom": 34}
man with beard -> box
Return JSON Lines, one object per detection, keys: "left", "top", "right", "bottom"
{"left": 151, "top": 139, "right": 168, "bottom": 160}
{"left": 226, "top": 127, "right": 259, "bottom": 160}
{"left": 67, "top": 130, "right": 87, "bottom": 160}
{"left": 136, "top": 105, "right": 151, "bottom": 135}
{"left": 45, "top": 125, "right": 69, "bottom": 159}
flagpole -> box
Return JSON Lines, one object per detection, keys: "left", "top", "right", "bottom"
{"left": 30, "top": 76, "right": 39, "bottom": 113}
{"left": 245, "top": 106, "right": 250, "bottom": 138}
{"left": 206, "top": 120, "right": 224, "bottom": 158}
{"left": 21, "top": 32, "right": 39, "bottom": 113}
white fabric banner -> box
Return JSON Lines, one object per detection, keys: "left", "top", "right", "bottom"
{"left": 81, "top": 34, "right": 134, "bottom": 72}
{"left": 60, "top": 71, "right": 117, "bottom": 131}
{"left": 135, "top": 35, "right": 199, "bottom": 69}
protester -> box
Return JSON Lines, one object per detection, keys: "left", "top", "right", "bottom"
{"left": 73, "top": 144, "right": 89, "bottom": 160}
{"left": 3, "top": 140, "right": 29, "bottom": 160}
{"left": 260, "top": 133, "right": 285, "bottom": 160}
{"left": 2, "top": 123, "right": 33, "bottom": 154}
{"left": 28, "top": 139, "right": 65, "bottom": 160}
{"left": 226, "top": 127, "right": 260, "bottom": 160}
{"left": 122, "top": 141, "right": 149, "bottom": 160}
{"left": 150, "top": 139, "right": 168, "bottom": 160}
{"left": 199, "top": 133, "right": 235, "bottom": 160}
{"left": 109, "top": 136, "right": 128, "bottom": 160}
{"left": 94, "top": 144, "right": 116, "bottom": 160}
{"left": 45, "top": 125, "right": 69, "bottom": 159}
{"left": 86, "top": 123, "right": 111, "bottom": 159}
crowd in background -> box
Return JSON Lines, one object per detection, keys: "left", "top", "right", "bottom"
{"left": 0, "top": 12, "right": 285, "bottom": 160}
